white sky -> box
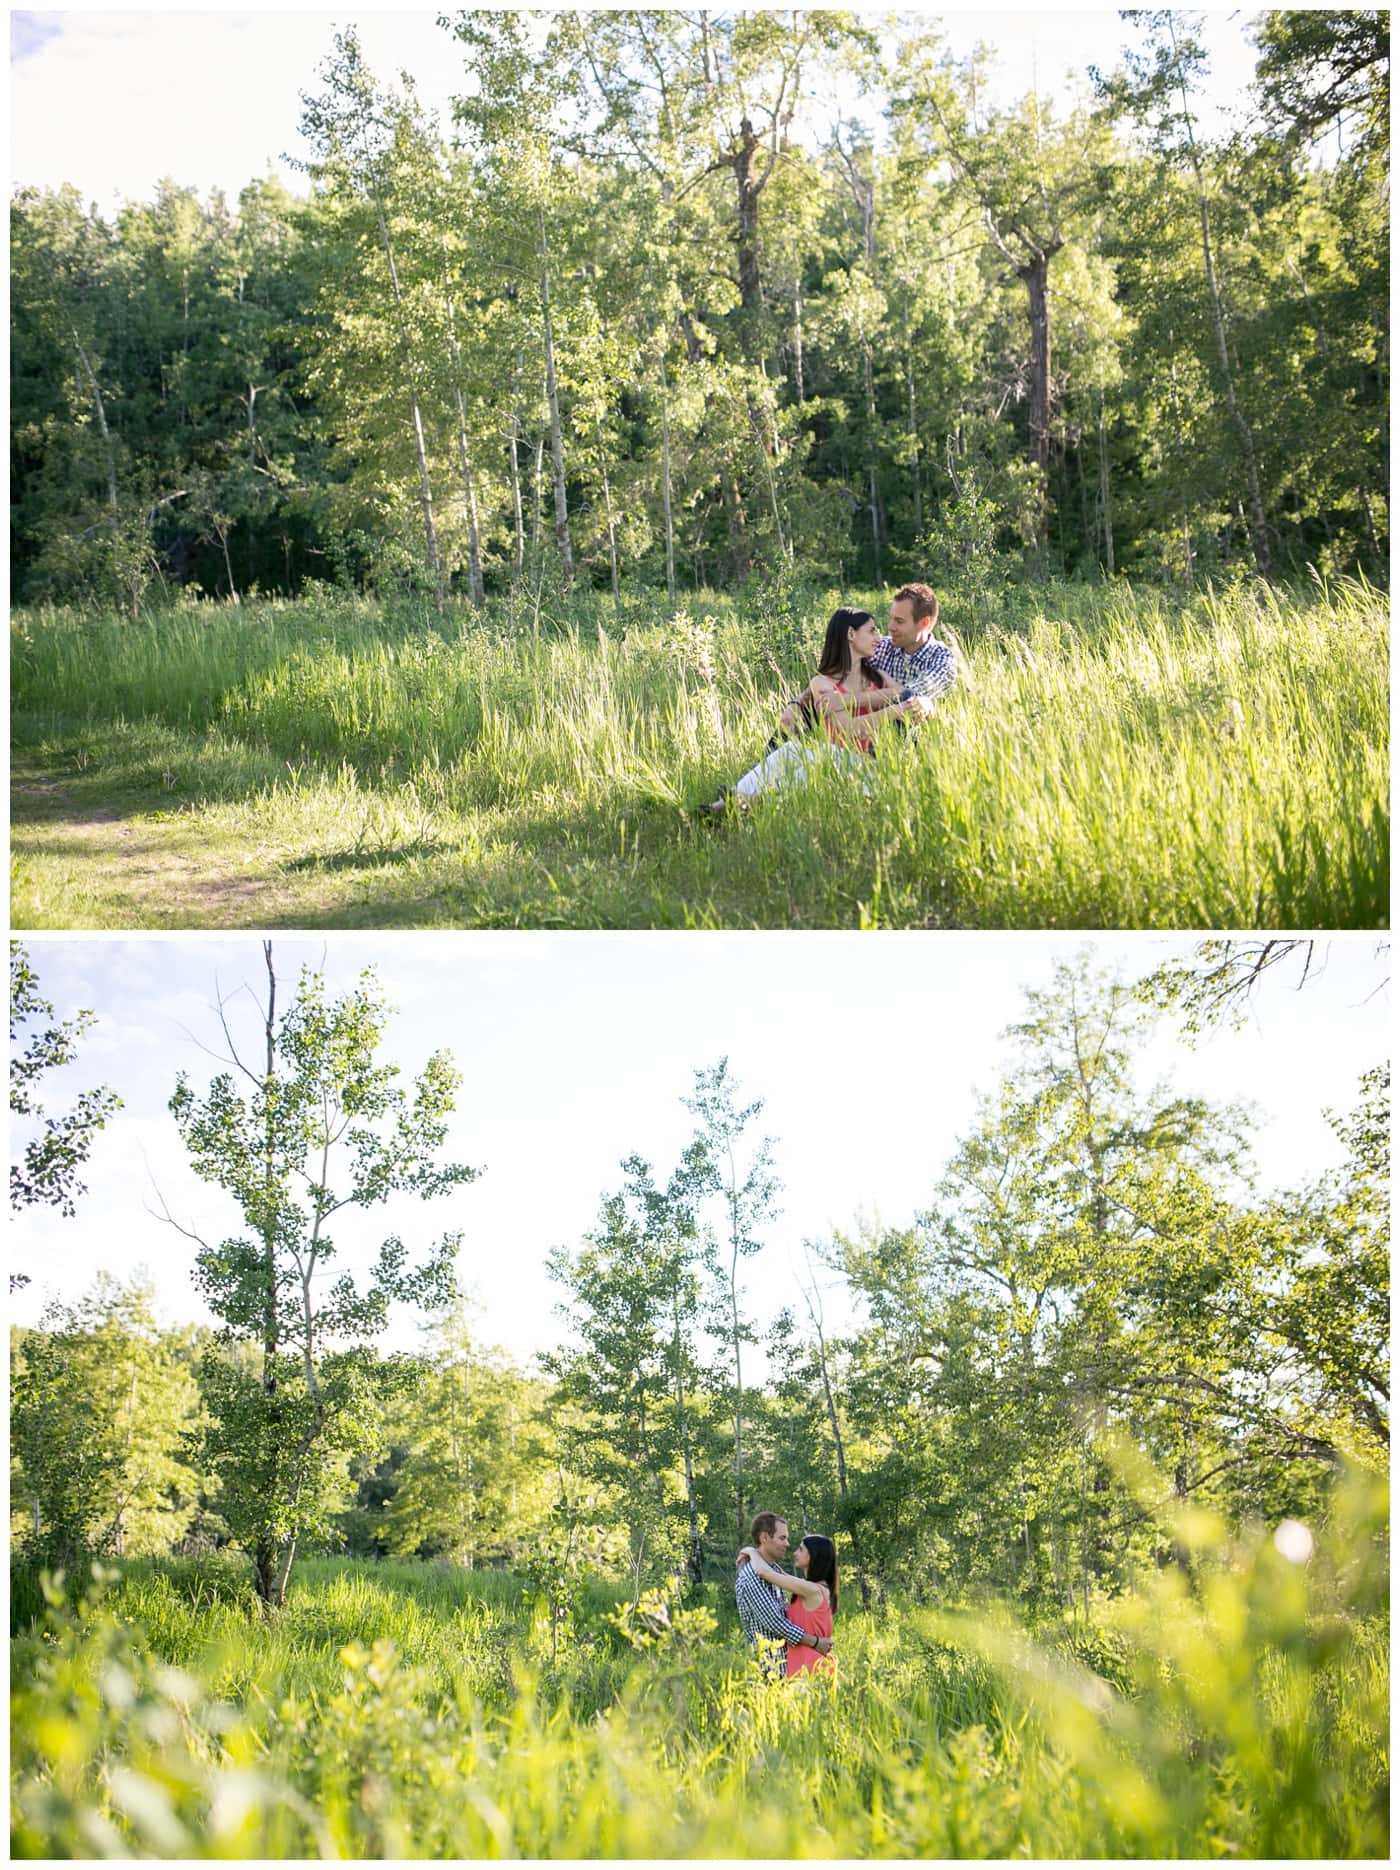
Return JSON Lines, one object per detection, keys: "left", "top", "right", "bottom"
{"left": 10, "top": 934, "right": 1389, "bottom": 1369}
{"left": 10, "top": 7, "right": 1264, "bottom": 209}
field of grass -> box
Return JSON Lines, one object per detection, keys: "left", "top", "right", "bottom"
{"left": 10, "top": 1484, "right": 1390, "bottom": 1859}
{"left": 10, "top": 575, "right": 1388, "bottom": 929}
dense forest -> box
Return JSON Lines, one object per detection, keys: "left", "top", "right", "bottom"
{"left": 11, "top": 945, "right": 1388, "bottom": 1615}
{"left": 9, "top": 10, "right": 1389, "bottom": 610}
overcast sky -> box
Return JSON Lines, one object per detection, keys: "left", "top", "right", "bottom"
{"left": 11, "top": 7, "right": 1265, "bottom": 209}
{"left": 10, "top": 933, "right": 1388, "bottom": 1367}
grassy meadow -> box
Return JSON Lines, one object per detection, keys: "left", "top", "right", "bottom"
{"left": 10, "top": 576, "right": 1389, "bottom": 929}
{"left": 9, "top": 1482, "right": 1390, "bottom": 1860}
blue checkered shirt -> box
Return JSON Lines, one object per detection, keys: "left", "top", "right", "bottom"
{"left": 871, "top": 633, "right": 957, "bottom": 701}
{"left": 735, "top": 1562, "right": 810, "bottom": 1675}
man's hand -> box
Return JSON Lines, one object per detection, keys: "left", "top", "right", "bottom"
{"left": 815, "top": 1636, "right": 833, "bottom": 1655}
{"left": 901, "top": 694, "right": 935, "bottom": 722}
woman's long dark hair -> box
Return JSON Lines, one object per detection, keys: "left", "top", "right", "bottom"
{"left": 816, "top": 607, "right": 886, "bottom": 690}
{"left": 802, "top": 1533, "right": 838, "bottom": 1615}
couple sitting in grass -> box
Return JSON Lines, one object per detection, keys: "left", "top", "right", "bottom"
{"left": 707, "top": 582, "right": 956, "bottom": 815}
{"left": 735, "top": 1510, "right": 838, "bottom": 1678}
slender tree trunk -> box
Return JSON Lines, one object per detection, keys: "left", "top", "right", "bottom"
{"left": 218, "top": 522, "right": 238, "bottom": 603}
{"left": 445, "top": 287, "right": 485, "bottom": 608}
{"left": 593, "top": 387, "right": 620, "bottom": 606}
{"left": 1168, "top": 20, "right": 1271, "bottom": 575}
{"left": 659, "top": 354, "right": 676, "bottom": 600}
{"left": 370, "top": 196, "right": 443, "bottom": 608}
{"left": 70, "top": 324, "right": 118, "bottom": 515}
{"left": 671, "top": 1292, "right": 702, "bottom": 1585}
{"left": 721, "top": 454, "right": 752, "bottom": 581}
{"left": 863, "top": 343, "right": 882, "bottom": 582}
{"left": 792, "top": 282, "right": 805, "bottom": 405}
{"left": 509, "top": 351, "right": 526, "bottom": 581}
{"left": 809, "top": 1308, "right": 871, "bottom": 1610}
{"left": 256, "top": 942, "right": 280, "bottom": 1608}
{"left": 1017, "top": 247, "right": 1058, "bottom": 554}
{"left": 729, "top": 1221, "right": 745, "bottom": 1546}
{"left": 905, "top": 349, "right": 923, "bottom": 539}
{"left": 271, "top": 1536, "right": 297, "bottom": 1609}
{"left": 1096, "top": 390, "right": 1115, "bottom": 576}
{"left": 530, "top": 436, "right": 545, "bottom": 578}
{"left": 537, "top": 206, "right": 575, "bottom": 589}
{"left": 731, "top": 118, "right": 764, "bottom": 356}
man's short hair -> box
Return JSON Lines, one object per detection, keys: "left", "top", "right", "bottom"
{"left": 894, "top": 582, "right": 939, "bottom": 626}
{"left": 751, "top": 1511, "right": 787, "bottom": 1544}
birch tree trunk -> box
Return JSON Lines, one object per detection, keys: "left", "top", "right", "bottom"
{"left": 370, "top": 195, "right": 444, "bottom": 609}
{"left": 659, "top": 354, "right": 676, "bottom": 600}
{"left": 508, "top": 349, "right": 526, "bottom": 581}
{"left": 1169, "top": 18, "right": 1271, "bottom": 574}
{"left": 445, "top": 289, "right": 486, "bottom": 608}
{"left": 1097, "top": 390, "right": 1115, "bottom": 575}
{"left": 906, "top": 349, "right": 924, "bottom": 540}
{"left": 537, "top": 205, "right": 576, "bottom": 590}
{"left": 255, "top": 943, "right": 281, "bottom": 1609}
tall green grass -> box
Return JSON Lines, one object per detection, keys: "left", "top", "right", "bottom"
{"left": 10, "top": 1477, "right": 1389, "bottom": 1858}
{"left": 11, "top": 576, "right": 1388, "bottom": 926}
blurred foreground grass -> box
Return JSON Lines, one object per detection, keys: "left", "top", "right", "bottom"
{"left": 10, "top": 1473, "right": 1388, "bottom": 1858}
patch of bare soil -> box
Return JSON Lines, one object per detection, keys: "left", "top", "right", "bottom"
{"left": 12, "top": 770, "right": 276, "bottom": 923}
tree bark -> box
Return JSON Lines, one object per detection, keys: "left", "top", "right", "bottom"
{"left": 1017, "top": 246, "right": 1059, "bottom": 551}
{"left": 1169, "top": 19, "right": 1271, "bottom": 574}
{"left": 671, "top": 1290, "right": 702, "bottom": 1585}
{"left": 731, "top": 117, "right": 764, "bottom": 357}
{"left": 659, "top": 354, "right": 676, "bottom": 600}
{"left": 592, "top": 385, "right": 621, "bottom": 606}
{"left": 508, "top": 349, "right": 526, "bottom": 580}
{"left": 445, "top": 285, "right": 486, "bottom": 608}
{"left": 69, "top": 323, "right": 118, "bottom": 515}
{"left": 864, "top": 343, "right": 882, "bottom": 581}
{"left": 256, "top": 942, "right": 280, "bottom": 1609}
{"left": 537, "top": 206, "right": 576, "bottom": 589}
{"left": 905, "top": 349, "right": 923, "bottom": 540}
{"left": 1096, "top": 390, "right": 1115, "bottom": 575}
{"left": 792, "top": 282, "right": 805, "bottom": 404}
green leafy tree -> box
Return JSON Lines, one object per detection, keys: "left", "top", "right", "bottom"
{"left": 166, "top": 943, "right": 478, "bottom": 1607}
{"left": 11, "top": 1274, "right": 205, "bottom": 1568}
{"left": 379, "top": 1302, "right": 551, "bottom": 1566}
{"left": 10, "top": 944, "right": 121, "bottom": 1285}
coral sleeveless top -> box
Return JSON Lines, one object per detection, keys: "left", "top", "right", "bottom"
{"left": 784, "top": 1590, "right": 835, "bottom": 1676}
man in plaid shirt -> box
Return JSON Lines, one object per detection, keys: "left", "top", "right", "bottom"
{"left": 771, "top": 581, "right": 956, "bottom": 747}
{"left": 734, "top": 1511, "right": 834, "bottom": 1675}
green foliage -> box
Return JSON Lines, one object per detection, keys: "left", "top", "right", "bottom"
{"left": 11, "top": 1279, "right": 207, "bottom": 1572}
{"left": 9, "top": 943, "right": 120, "bottom": 1227}
{"left": 8, "top": 20, "right": 1389, "bottom": 605}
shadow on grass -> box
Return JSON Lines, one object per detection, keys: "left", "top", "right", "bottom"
{"left": 283, "top": 841, "right": 458, "bottom": 874}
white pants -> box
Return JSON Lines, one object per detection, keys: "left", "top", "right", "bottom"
{"left": 733, "top": 739, "right": 870, "bottom": 798}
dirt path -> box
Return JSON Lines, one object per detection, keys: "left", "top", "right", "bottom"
{"left": 11, "top": 769, "right": 277, "bottom": 926}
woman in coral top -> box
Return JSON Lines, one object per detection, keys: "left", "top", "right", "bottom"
{"left": 736, "top": 1532, "right": 837, "bottom": 1677}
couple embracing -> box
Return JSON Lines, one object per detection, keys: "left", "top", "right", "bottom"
{"left": 734, "top": 1510, "right": 838, "bottom": 1678}
{"left": 707, "top": 582, "right": 956, "bottom": 813}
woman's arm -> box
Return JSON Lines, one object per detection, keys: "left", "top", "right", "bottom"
{"left": 811, "top": 674, "right": 913, "bottom": 741}
{"left": 738, "top": 1547, "right": 826, "bottom": 1610}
